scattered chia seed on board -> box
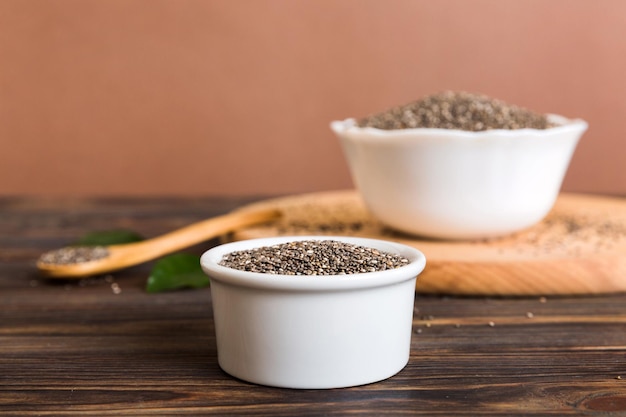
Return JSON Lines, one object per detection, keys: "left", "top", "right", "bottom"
{"left": 485, "top": 211, "right": 626, "bottom": 256}
{"left": 237, "top": 192, "right": 626, "bottom": 259}
{"left": 357, "top": 91, "right": 554, "bottom": 131}
{"left": 39, "top": 246, "right": 110, "bottom": 265}
{"left": 219, "top": 240, "right": 409, "bottom": 275}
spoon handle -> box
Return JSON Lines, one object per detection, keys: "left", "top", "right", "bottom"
{"left": 119, "top": 208, "right": 281, "bottom": 263}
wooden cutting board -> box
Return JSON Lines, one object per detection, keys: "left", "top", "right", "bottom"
{"left": 226, "top": 190, "right": 626, "bottom": 296}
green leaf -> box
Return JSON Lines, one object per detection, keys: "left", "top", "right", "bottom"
{"left": 74, "top": 229, "right": 144, "bottom": 246}
{"left": 146, "top": 253, "right": 209, "bottom": 293}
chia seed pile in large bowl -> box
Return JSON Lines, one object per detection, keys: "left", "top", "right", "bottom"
{"left": 356, "top": 91, "right": 554, "bottom": 131}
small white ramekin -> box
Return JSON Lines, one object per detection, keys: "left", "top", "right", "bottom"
{"left": 200, "top": 236, "right": 426, "bottom": 389}
{"left": 331, "top": 115, "right": 588, "bottom": 240}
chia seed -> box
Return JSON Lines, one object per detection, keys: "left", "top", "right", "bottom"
{"left": 357, "top": 91, "right": 554, "bottom": 131}
{"left": 219, "top": 240, "right": 409, "bottom": 275}
{"left": 39, "top": 246, "right": 110, "bottom": 265}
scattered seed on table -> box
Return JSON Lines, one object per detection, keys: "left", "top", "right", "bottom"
{"left": 111, "top": 282, "right": 121, "bottom": 295}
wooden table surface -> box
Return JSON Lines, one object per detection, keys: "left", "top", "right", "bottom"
{"left": 1, "top": 196, "right": 626, "bottom": 416}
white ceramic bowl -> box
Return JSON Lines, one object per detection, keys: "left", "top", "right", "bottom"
{"left": 200, "top": 236, "right": 426, "bottom": 389}
{"left": 331, "top": 114, "right": 588, "bottom": 240}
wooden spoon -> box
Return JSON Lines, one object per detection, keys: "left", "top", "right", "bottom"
{"left": 37, "top": 208, "right": 281, "bottom": 278}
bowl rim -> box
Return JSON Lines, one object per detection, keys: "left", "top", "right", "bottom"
{"left": 331, "top": 114, "right": 588, "bottom": 140}
{"left": 200, "top": 235, "right": 426, "bottom": 292}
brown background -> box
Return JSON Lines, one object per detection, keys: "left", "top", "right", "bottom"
{"left": 1, "top": 0, "right": 625, "bottom": 197}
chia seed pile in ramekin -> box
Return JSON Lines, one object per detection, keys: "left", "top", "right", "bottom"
{"left": 219, "top": 240, "right": 409, "bottom": 275}
{"left": 357, "top": 91, "right": 554, "bottom": 131}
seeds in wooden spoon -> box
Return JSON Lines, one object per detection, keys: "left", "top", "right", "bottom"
{"left": 39, "top": 246, "right": 110, "bottom": 265}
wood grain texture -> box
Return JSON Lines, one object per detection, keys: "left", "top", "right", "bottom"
{"left": 230, "top": 190, "right": 626, "bottom": 296}
{"left": 1, "top": 196, "right": 626, "bottom": 416}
